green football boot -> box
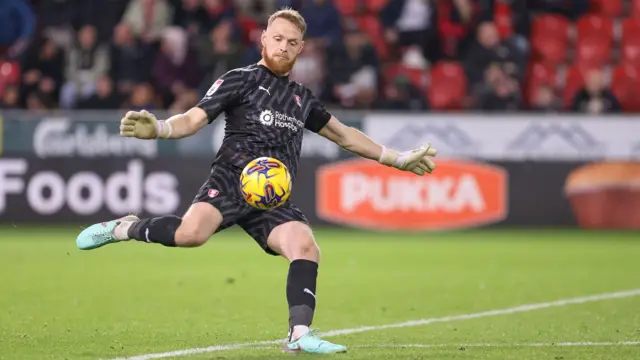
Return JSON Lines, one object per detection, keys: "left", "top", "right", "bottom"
{"left": 76, "top": 215, "right": 139, "bottom": 250}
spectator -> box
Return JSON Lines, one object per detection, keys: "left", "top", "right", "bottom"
{"left": 152, "top": 27, "right": 201, "bottom": 104}
{"left": 530, "top": 0, "right": 589, "bottom": 21}
{"left": 110, "top": 22, "right": 151, "bottom": 93}
{"left": 0, "top": 0, "right": 35, "bottom": 59}
{"left": 197, "top": 20, "right": 244, "bottom": 80}
{"left": 376, "top": 74, "right": 429, "bottom": 111}
{"left": 201, "top": 0, "right": 237, "bottom": 33}
{"left": 123, "top": 82, "right": 159, "bottom": 110}
{"left": 463, "top": 21, "right": 526, "bottom": 87}
{"left": 327, "top": 26, "right": 380, "bottom": 108}
{"left": 60, "top": 25, "right": 110, "bottom": 109}
{"left": 530, "top": 84, "right": 562, "bottom": 112}
{"left": 173, "top": 0, "right": 206, "bottom": 37}
{"left": 241, "top": 22, "right": 263, "bottom": 67}
{"left": 571, "top": 69, "right": 622, "bottom": 114}
{"left": 122, "top": 0, "right": 174, "bottom": 44}
{"left": 437, "top": 0, "right": 477, "bottom": 59}
{"left": 381, "top": 0, "right": 438, "bottom": 64}
{"left": 299, "top": 0, "right": 343, "bottom": 46}
{"left": 21, "top": 37, "right": 65, "bottom": 104}
{"left": 475, "top": 64, "right": 522, "bottom": 111}
{"left": 1, "top": 85, "right": 21, "bottom": 109}
{"left": 169, "top": 89, "right": 199, "bottom": 113}
{"left": 77, "top": 76, "right": 122, "bottom": 109}
{"left": 289, "top": 39, "right": 326, "bottom": 99}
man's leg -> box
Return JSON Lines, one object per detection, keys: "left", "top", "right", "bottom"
{"left": 76, "top": 164, "right": 247, "bottom": 250}
{"left": 239, "top": 205, "right": 346, "bottom": 354}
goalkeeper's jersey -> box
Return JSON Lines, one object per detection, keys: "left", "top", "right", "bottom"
{"left": 195, "top": 64, "right": 331, "bottom": 180}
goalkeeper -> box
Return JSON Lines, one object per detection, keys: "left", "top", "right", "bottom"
{"left": 75, "top": 8, "right": 437, "bottom": 355}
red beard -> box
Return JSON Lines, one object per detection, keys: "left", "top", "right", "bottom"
{"left": 261, "top": 47, "right": 296, "bottom": 75}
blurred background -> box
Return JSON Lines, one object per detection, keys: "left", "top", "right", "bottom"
{"left": 2, "top": 2, "right": 640, "bottom": 359}
{"left": 1, "top": 0, "right": 640, "bottom": 230}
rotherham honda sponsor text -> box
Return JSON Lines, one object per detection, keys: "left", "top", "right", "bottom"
{"left": 0, "top": 158, "right": 178, "bottom": 216}
{"left": 316, "top": 158, "right": 508, "bottom": 230}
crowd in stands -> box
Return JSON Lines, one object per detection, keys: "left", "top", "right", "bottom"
{"left": 0, "top": 0, "right": 637, "bottom": 114}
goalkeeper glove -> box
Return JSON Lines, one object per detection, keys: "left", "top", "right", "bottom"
{"left": 378, "top": 143, "right": 437, "bottom": 176}
{"left": 119, "top": 110, "right": 172, "bottom": 139}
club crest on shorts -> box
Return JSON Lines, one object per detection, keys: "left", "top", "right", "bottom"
{"left": 208, "top": 189, "right": 220, "bottom": 198}
{"left": 293, "top": 95, "right": 302, "bottom": 108}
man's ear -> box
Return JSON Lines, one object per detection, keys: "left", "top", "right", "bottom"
{"left": 261, "top": 30, "right": 267, "bottom": 48}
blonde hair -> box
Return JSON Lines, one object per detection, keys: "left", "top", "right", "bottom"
{"left": 268, "top": 8, "right": 307, "bottom": 36}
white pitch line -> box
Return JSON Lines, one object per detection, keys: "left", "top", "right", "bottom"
{"left": 358, "top": 341, "right": 640, "bottom": 349}
{"left": 109, "top": 288, "right": 640, "bottom": 360}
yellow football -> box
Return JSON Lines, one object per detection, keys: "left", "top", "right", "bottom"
{"left": 240, "top": 157, "right": 292, "bottom": 210}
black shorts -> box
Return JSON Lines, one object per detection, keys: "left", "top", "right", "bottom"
{"left": 192, "top": 163, "right": 309, "bottom": 255}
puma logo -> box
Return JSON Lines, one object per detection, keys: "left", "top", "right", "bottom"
{"left": 258, "top": 86, "right": 271, "bottom": 95}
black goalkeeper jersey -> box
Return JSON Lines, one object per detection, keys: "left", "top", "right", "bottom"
{"left": 195, "top": 63, "right": 332, "bottom": 179}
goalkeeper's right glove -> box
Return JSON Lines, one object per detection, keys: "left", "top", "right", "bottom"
{"left": 119, "top": 110, "right": 172, "bottom": 139}
{"left": 378, "top": 143, "right": 437, "bottom": 176}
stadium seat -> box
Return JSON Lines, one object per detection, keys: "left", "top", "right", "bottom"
{"left": 364, "top": 0, "right": 388, "bottom": 13}
{"left": 427, "top": 61, "right": 467, "bottom": 110}
{"left": 356, "top": 15, "right": 389, "bottom": 60}
{"left": 621, "top": 19, "right": 640, "bottom": 66}
{"left": 525, "top": 62, "right": 558, "bottom": 106}
{"left": 633, "top": 0, "right": 640, "bottom": 18}
{"left": 531, "top": 14, "right": 570, "bottom": 64}
{"left": 575, "top": 35, "right": 612, "bottom": 68}
{"left": 334, "top": 0, "right": 361, "bottom": 16}
{"left": 576, "top": 15, "right": 614, "bottom": 43}
{"left": 0, "top": 61, "right": 20, "bottom": 84}
{"left": 611, "top": 64, "right": 640, "bottom": 111}
{"left": 590, "top": 0, "right": 622, "bottom": 17}
{"left": 383, "top": 63, "right": 429, "bottom": 92}
{"left": 494, "top": 2, "right": 513, "bottom": 39}
{"left": 563, "top": 65, "right": 588, "bottom": 109}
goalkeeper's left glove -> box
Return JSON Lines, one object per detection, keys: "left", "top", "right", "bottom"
{"left": 378, "top": 143, "right": 437, "bottom": 176}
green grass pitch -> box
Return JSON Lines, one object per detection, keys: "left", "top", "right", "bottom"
{"left": 1, "top": 225, "right": 639, "bottom": 360}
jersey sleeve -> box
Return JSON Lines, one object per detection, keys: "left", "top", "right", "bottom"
{"left": 196, "top": 70, "right": 245, "bottom": 123}
{"left": 304, "top": 96, "right": 332, "bottom": 133}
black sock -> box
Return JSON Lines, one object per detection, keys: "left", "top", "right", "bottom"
{"left": 127, "top": 215, "right": 182, "bottom": 247}
{"left": 287, "top": 259, "right": 318, "bottom": 337}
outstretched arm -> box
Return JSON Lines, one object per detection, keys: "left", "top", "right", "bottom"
{"left": 119, "top": 107, "right": 208, "bottom": 140}
{"left": 317, "top": 117, "right": 437, "bottom": 176}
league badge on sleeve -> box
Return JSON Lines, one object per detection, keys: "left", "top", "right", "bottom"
{"left": 206, "top": 79, "right": 224, "bottom": 97}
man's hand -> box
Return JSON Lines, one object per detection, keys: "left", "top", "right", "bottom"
{"left": 378, "top": 143, "right": 437, "bottom": 176}
{"left": 119, "top": 110, "right": 172, "bottom": 139}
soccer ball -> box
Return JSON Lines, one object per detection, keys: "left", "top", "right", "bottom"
{"left": 240, "top": 157, "right": 292, "bottom": 210}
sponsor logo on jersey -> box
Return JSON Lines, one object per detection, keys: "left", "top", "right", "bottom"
{"left": 316, "top": 158, "right": 508, "bottom": 231}
{"left": 259, "top": 109, "right": 303, "bottom": 132}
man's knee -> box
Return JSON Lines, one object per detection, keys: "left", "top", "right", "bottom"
{"left": 268, "top": 222, "right": 321, "bottom": 262}
{"left": 174, "top": 226, "right": 209, "bottom": 247}
{"left": 174, "top": 202, "right": 223, "bottom": 247}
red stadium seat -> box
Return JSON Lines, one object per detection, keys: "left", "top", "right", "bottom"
{"left": 356, "top": 15, "right": 389, "bottom": 60}
{"left": 575, "top": 35, "right": 612, "bottom": 68}
{"left": 611, "top": 64, "right": 640, "bottom": 111}
{"left": 531, "top": 15, "right": 570, "bottom": 64}
{"left": 0, "top": 61, "right": 20, "bottom": 84}
{"left": 525, "top": 62, "right": 558, "bottom": 106}
{"left": 383, "top": 63, "right": 429, "bottom": 91}
{"left": 633, "top": 0, "right": 640, "bottom": 18}
{"left": 622, "top": 19, "right": 640, "bottom": 66}
{"left": 590, "top": 0, "right": 622, "bottom": 17}
{"left": 334, "top": 0, "right": 361, "bottom": 16}
{"left": 364, "top": 0, "right": 388, "bottom": 13}
{"left": 576, "top": 15, "right": 614, "bottom": 43}
{"left": 494, "top": 2, "right": 513, "bottom": 39}
{"left": 427, "top": 61, "right": 467, "bottom": 110}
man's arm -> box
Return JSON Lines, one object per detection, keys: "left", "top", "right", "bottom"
{"left": 155, "top": 107, "right": 209, "bottom": 139}
{"left": 317, "top": 117, "right": 437, "bottom": 175}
